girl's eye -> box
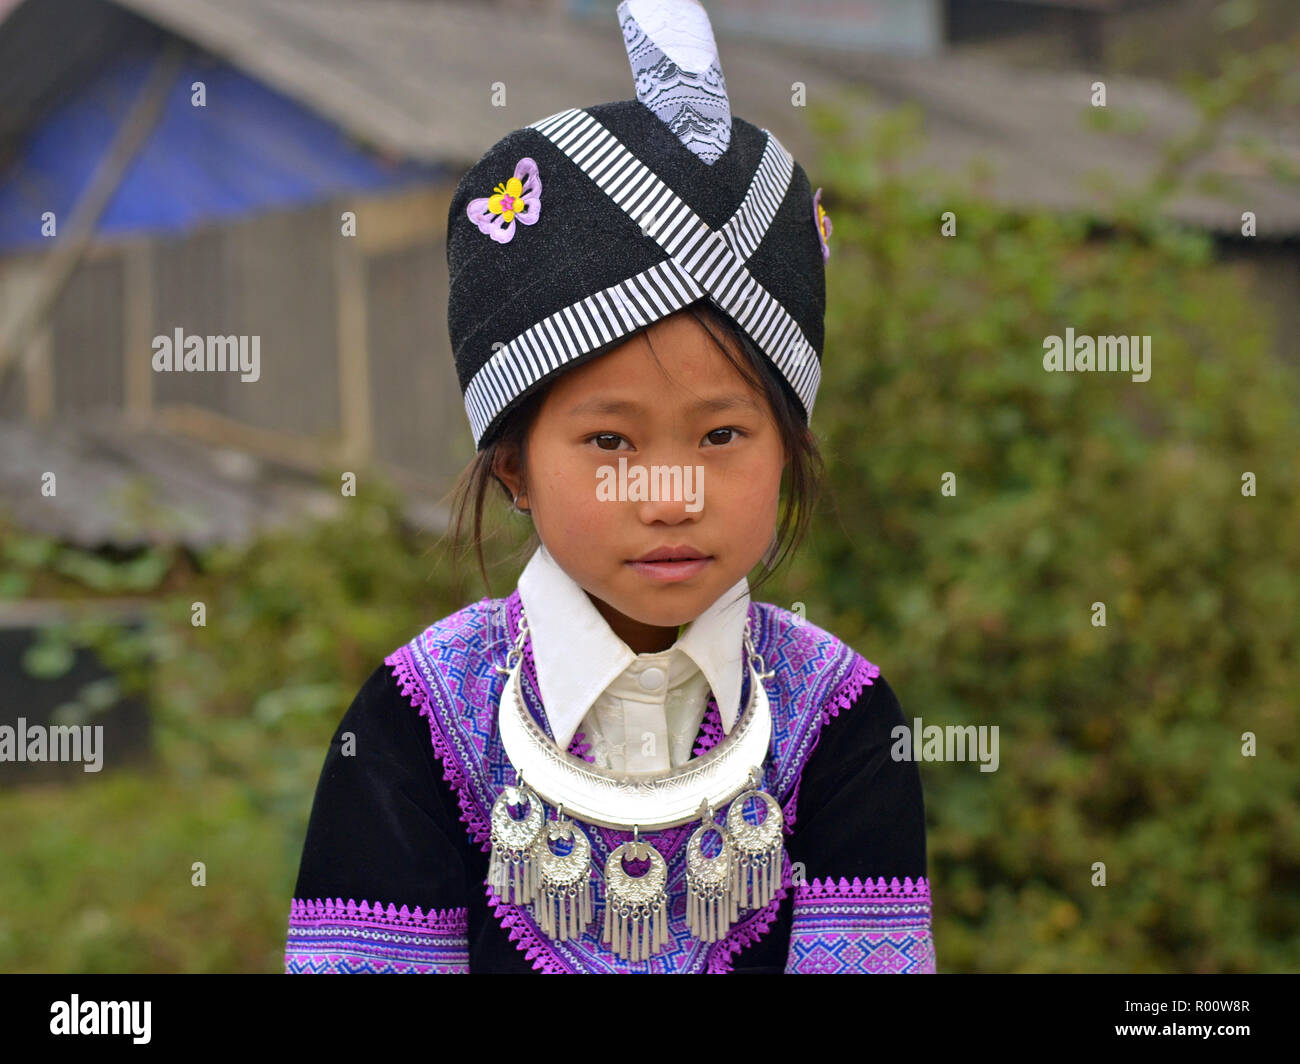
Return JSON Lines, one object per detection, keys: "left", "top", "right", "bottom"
{"left": 585, "top": 428, "right": 745, "bottom": 450}
{"left": 705, "top": 427, "right": 742, "bottom": 446}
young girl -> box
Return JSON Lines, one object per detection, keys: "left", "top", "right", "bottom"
{"left": 284, "top": 0, "right": 933, "bottom": 974}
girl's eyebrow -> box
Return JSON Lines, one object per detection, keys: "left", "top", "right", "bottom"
{"left": 565, "top": 394, "right": 760, "bottom": 417}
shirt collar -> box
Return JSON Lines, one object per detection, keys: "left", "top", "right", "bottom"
{"left": 516, "top": 543, "right": 750, "bottom": 752}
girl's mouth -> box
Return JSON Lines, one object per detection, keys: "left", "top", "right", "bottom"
{"left": 627, "top": 557, "right": 713, "bottom": 583}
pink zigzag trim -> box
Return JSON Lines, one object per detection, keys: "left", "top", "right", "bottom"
{"left": 483, "top": 882, "right": 571, "bottom": 974}
{"left": 289, "top": 896, "right": 468, "bottom": 931}
{"left": 794, "top": 875, "right": 932, "bottom": 902}
{"left": 705, "top": 845, "right": 796, "bottom": 973}
{"left": 387, "top": 643, "right": 495, "bottom": 853}
{"left": 823, "top": 653, "right": 881, "bottom": 725}
{"left": 782, "top": 652, "right": 879, "bottom": 832}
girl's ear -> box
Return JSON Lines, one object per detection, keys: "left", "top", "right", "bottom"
{"left": 492, "top": 442, "right": 527, "bottom": 507}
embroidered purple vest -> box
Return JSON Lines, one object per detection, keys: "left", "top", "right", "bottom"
{"left": 380, "top": 588, "right": 892, "bottom": 974}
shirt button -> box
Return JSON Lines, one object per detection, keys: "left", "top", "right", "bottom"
{"left": 638, "top": 666, "right": 666, "bottom": 691}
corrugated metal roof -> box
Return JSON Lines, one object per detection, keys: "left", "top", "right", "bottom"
{"left": 0, "top": 414, "right": 448, "bottom": 550}
{"left": 91, "top": 0, "right": 1300, "bottom": 236}
{"left": 788, "top": 41, "right": 1300, "bottom": 237}
{"left": 0, "top": 37, "right": 444, "bottom": 251}
{"left": 107, "top": 0, "right": 644, "bottom": 169}
{"left": 1, "top": 0, "right": 1294, "bottom": 234}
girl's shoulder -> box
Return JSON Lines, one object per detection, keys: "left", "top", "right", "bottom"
{"left": 747, "top": 599, "right": 887, "bottom": 723}
{"left": 391, "top": 594, "right": 510, "bottom": 659}
{"left": 748, "top": 598, "right": 860, "bottom": 659}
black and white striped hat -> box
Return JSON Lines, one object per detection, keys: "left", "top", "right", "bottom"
{"left": 446, "top": 1, "right": 832, "bottom": 451}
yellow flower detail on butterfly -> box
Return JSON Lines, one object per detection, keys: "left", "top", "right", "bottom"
{"left": 489, "top": 177, "right": 526, "bottom": 222}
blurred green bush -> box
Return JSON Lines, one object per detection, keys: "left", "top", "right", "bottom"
{"left": 784, "top": 97, "right": 1299, "bottom": 972}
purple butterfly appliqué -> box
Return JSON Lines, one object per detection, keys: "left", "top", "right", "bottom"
{"left": 813, "top": 186, "right": 832, "bottom": 263}
{"left": 467, "top": 157, "right": 542, "bottom": 244}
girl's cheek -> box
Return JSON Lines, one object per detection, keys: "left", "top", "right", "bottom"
{"left": 538, "top": 458, "right": 587, "bottom": 505}
{"left": 730, "top": 462, "right": 781, "bottom": 505}
{"left": 554, "top": 478, "right": 606, "bottom": 530}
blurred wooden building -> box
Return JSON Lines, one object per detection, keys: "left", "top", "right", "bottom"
{"left": 0, "top": 0, "right": 1296, "bottom": 551}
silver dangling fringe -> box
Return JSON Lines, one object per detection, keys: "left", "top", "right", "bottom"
{"left": 488, "top": 775, "right": 544, "bottom": 905}
{"left": 685, "top": 801, "right": 735, "bottom": 942}
{"left": 531, "top": 806, "right": 594, "bottom": 941}
{"left": 725, "top": 774, "right": 785, "bottom": 911}
{"left": 603, "top": 832, "right": 669, "bottom": 961}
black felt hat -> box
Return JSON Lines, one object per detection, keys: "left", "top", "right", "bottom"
{"left": 446, "top": 3, "right": 832, "bottom": 451}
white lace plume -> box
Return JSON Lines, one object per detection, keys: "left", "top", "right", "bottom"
{"left": 617, "top": 0, "right": 732, "bottom": 164}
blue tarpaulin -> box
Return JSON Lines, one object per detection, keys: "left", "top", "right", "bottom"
{"left": 0, "top": 40, "right": 444, "bottom": 253}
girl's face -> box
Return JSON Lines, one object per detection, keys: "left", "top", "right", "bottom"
{"left": 496, "top": 311, "right": 786, "bottom": 654}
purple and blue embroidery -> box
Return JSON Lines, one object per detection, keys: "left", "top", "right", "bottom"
{"left": 566, "top": 730, "right": 595, "bottom": 762}
{"left": 385, "top": 587, "right": 885, "bottom": 973}
{"left": 285, "top": 898, "right": 470, "bottom": 974}
{"left": 785, "top": 876, "right": 936, "bottom": 974}
{"left": 692, "top": 697, "right": 726, "bottom": 758}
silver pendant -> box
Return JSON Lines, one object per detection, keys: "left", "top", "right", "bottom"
{"left": 726, "top": 772, "right": 784, "bottom": 911}
{"left": 531, "top": 807, "right": 594, "bottom": 941}
{"left": 488, "top": 775, "right": 544, "bottom": 905}
{"left": 685, "top": 801, "right": 736, "bottom": 941}
{"left": 603, "top": 831, "right": 669, "bottom": 961}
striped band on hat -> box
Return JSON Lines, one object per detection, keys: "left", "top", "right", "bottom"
{"left": 462, "top": 106, "right": 821, "bottom": 447}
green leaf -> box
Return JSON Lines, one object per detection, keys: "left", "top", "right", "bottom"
{"left": 22, "top": 640, "right": 76, "bottom": 680}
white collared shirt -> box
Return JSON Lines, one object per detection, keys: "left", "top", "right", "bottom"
{"left": 516, "top": 544, "right": 750, "bottom": 774}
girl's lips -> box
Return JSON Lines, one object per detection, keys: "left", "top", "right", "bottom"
{"left": 627, "top": 557, "right": 713, "bottom": 583}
